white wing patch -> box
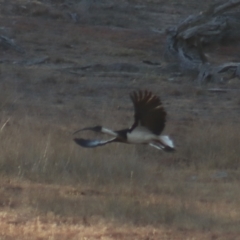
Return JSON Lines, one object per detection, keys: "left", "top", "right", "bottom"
{"left": 101, "top": 127, "right": 118, "bottom": 137}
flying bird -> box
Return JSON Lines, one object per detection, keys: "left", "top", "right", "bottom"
{"left": 73, "top": 90, "right": 175, "bottom": 152}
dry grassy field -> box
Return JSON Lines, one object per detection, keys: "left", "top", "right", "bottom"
{"left": 0, "top": 0, "right": 240, "bottom": 239}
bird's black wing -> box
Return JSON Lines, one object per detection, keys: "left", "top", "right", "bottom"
{"left": 130, "top": 90, "right": 166, "bottom": 135}
{"left": 74, "top": 138, "right": 117, "bottom": 148}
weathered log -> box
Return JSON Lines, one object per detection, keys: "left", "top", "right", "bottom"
{"left": 197, "top": 62, "right": 240, "bottom": 83}
{"left": 165, "top": 0, "right": 240, "bottom": 83}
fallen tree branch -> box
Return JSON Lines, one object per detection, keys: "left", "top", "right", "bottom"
{"left": 165, "top": 0, "right": 240, "bottom": 83}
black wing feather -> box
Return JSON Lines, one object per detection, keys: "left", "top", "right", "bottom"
{"left": 130, "top": 90, "right": 166, "bottom": 135}
{"left": 74, "top": 138, "right": 116, "bottom": 148}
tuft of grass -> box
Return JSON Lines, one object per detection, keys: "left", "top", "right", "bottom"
{"left": 0, "top": 114, "right": 240, "bottom": 230}
{"left": 0, "top": 116, "right": 151, "bottom": 186}
{"left": 177, "top": 121, "right": 240, "bottom": 169}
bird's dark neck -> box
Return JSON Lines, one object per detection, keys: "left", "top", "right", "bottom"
{"left": 115, "top": 129, "right": 130, "bottom": 141}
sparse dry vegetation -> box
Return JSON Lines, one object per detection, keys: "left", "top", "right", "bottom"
{"left": 0, "top": 0, "right": 240, "bottom": 239}
{"left": 0, "top": 107, "right": 240, "bottom": 239}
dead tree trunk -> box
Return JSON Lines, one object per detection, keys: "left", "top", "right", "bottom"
{"left": 165, "top": 0, "right": 240, "bottom": 83}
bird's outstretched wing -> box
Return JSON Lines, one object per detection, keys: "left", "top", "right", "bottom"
{"left": 73, "top": 126, "right": 118, "bottom": 137}
{"left": 74, "top": 138, "right": 117, "bottom": 148}
{"left": 130, "top": 90, "right": 166, "bottom": 135}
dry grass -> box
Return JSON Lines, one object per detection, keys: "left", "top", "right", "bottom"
{"left": 0, "top": 112, "right": 240, "bottom": 236}
{"left": 0, "top": 71, "right": 240, "bottom": 239}
{"left": 176, "top": 121, "right": 240, "bottom": 169}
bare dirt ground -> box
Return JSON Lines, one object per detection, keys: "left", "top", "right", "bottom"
{"left": 0, "top": 0, "right": 240, "bottom": 239}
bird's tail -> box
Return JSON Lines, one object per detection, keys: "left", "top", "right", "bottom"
{"left": 160, "top": 135, "right": 175, "bottom": 152}
{"left": 149, "top": 135, "right": 175, "bottom": 152}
